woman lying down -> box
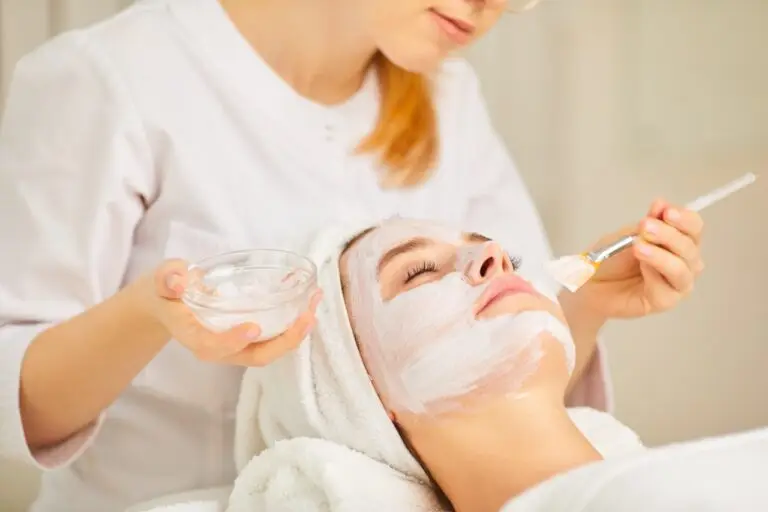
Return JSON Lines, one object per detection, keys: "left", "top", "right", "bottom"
{"left": 141, "top": 217, "right": 768, "bottom": 512}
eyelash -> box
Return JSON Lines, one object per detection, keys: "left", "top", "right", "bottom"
{"left": 405, "top": 261, "right": 438, "bottom": 283}
{"left": 404, "top": 255, "right": 523, "bottom": 283}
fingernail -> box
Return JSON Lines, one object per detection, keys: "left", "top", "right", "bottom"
{"left": 166, "top": 274, "right": 183, "bottom": 294}
{"left": 246, "top": 327, "right": 261, "bottom": 340}
{"left": 666, "top": 209, "right": 680, "bottom": 222}
{"left": 643, "top": 220, "right": 657, "bottom": 235}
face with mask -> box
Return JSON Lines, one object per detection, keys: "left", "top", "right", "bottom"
{"left": 339, "top": 217, "right": 575, "bottom": 418}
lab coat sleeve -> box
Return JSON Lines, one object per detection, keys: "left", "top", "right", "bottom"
{"left": 456, "top": 62, "right": 613, "bottom": 413}
{"left": 0, "top": 32, "right": 154, "bottom": 468}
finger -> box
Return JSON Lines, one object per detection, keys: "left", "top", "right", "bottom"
{"left": 634, "top": 241, "right": 695, "bottom": 294}
{"left": 226, "top": 314, "right": 317, "bottom": 367}
{"left": 192, "top": 288, "right": 323, "bottom": 364}
{"left": 182, "top": 319, "right": 262, "bottom": 361}
{"left": 155, "top": 259, "right": 190, "bottom": 300}
{"left": 217, "top": 291, "right": 323, "bottom": 366}
{"left": 212, "top": 322, "right": 263, "bottom": 357}
{"left": 691, "top": 257, "right": 706, "bottom": 276}
{"left": 161, "top": 294, "right": 258, "bottom": 356}
{"left": 640, "top": 218, "right": 700, "bottom": 269}
{"left": 228, "top": 292, "right": 323, "bottom": 366}
{"left": 662, "top": 206, "right": 704, "bottom": 245}
{"left": 308, "top": 289, "right": 324, "bottom": 311}
{"left": 638, "top": 261, "right": 680, "bottom": 312}
{"left": 232, "top": 289, "right": 322, "bottom": 351}
{"left": 647, "top": 197, "right": 669, "bottom": 219}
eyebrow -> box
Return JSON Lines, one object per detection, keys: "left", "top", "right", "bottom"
{"left": 465, "top": 231, "right": 491, "bottom": 243}
{"left": 376, "top": 237, "right": 434, "bottom": 277}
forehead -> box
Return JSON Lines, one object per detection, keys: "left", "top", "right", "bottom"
{"left": 354, "top": 218, "right": 463, "bottom": 255}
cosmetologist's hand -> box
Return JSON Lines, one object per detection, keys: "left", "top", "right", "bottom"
{"left": 566, "top": 199, "right": 705, "bottom": 322}
{"left": 138, "top": 259, "right": 322, "bottom": 366}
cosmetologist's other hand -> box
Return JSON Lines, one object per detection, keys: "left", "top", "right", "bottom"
{"left": 136, "top": 259, "right": 322, "bottom": 366}
{"left": 565, "top": 199, "right": 705, "bottom": 322}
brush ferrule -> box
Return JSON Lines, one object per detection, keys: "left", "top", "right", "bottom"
{"left": 587, "top": 234, "right": 637, "bottom": 264}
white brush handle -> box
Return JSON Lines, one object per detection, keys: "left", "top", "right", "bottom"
{"left": 588, "top": 172, "right": 758, "bottom": 263}
{"left": 685, "top": 172, "right": 757, "bottom": 212}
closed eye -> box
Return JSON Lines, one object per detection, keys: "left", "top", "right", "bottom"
{"left": 405, "top": 261, "right": 439, "bottom": 283}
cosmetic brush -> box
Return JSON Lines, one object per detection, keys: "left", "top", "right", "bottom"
{"left": 547, "top": 172, "right": 758, "bottom": 293}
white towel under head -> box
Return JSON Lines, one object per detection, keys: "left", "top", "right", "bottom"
{"left": 228, "top": 437, "right": 442, "bottom": 512}
{"left": 231, "top": 220, "right": 440, "bottom": 511}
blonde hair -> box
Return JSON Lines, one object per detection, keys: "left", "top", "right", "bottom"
{"left": 357, "top": 53, "right": 438, "bottom": 188}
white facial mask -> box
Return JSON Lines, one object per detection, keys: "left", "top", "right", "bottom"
{"left": 344, "top": 218, "right": 575, "bottom": 415}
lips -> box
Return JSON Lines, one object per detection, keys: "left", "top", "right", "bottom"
{"left": 430, "top": 9, "right": 475, "bottom": 45}
{"left": 474, "top": 274, "right": 537, "bottom": 316}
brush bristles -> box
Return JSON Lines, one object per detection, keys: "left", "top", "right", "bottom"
{"left": 546, "top": 255, "right": 598, "bottom": 292}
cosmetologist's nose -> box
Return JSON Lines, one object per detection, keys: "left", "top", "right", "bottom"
{"left": 464, "top": 241, "right": 512, "bottom": 285}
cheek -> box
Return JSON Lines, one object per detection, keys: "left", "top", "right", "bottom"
{"left": 374, "top": 15, "right": 448, "bottom": 74}
{"left": 377, "top": 274, "right": 482, "bottom": 339}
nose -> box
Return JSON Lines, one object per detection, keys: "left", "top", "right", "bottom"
{"left": 463, "top": 242, "right": 512, "bottom": 285}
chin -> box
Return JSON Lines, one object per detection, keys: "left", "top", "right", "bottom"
{"left": 378, "top": 41, "right": 449, "bottom": 75}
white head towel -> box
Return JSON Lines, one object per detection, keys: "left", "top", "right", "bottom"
{"left": 229, "top": 221, "right": 442, "bottom": 512}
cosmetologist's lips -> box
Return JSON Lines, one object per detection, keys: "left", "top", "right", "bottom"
{"left": 430, "top": 9, "right": 475, "bottom": 45}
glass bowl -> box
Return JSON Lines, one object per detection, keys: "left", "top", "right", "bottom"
{"left": 182, "top": 249, "right": 317, "bottom": 341}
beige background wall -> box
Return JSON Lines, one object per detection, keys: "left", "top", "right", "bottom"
{"left": 1, "top": 0, "right": 766, "bottom": 510}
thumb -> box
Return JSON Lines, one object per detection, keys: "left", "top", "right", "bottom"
{"left": 154, "top": 259, "right": 190, "bottom": 300}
